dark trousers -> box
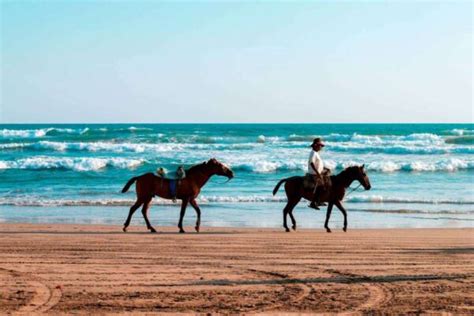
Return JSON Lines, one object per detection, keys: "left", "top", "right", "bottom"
{"left": 306, "top": 173, "right": 322, "bottom": 203}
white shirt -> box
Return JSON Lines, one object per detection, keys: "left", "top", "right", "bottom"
{"left": 308, "top": 150, "right": 323, "bottom": 175}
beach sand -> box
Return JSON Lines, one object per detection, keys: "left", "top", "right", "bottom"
{"left": 0, "top": 223, "right": 472, "bottom": 314}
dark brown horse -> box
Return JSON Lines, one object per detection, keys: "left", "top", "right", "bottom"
{"left": 273, "top": 165, "right": 371, "bottom": 233}
{"left": 121, "top": 158, "right": 234, "bottom": 233}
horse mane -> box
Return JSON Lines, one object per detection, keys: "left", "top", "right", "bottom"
{"left": 186, "top": 161, "right": 209, "bottom": 174}
{"left": 332, "top": 165, "right": 359, "bottom": 187}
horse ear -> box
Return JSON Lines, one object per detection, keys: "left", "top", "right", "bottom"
{"left": 361, "top": 164, "right": 365, "bottom": 169}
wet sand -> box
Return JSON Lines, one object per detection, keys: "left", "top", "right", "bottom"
{"left": 0, "top": 223, "right": 473, "bottom": 314}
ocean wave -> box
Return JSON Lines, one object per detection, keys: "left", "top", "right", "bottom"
{"left": 0, "top": 157, "right": 144, "bottom": 171}
{"left": 326, "top": 143, "right": 473, "bottom": 154}
{"left": 0, "top": 140, "right": 259, "bottom": 153}
{"left": 33, "top": 141, "right": 180, "bottom": 153}
{"left": 0, "top": 127, "right": 95, "bottom": 138}
{"left": 230, "top": 158, "right": 474, "bottom": 173}
{"left": 362, "top": 158, "right": 474, "bottom": 172}
{"left": 345, "top": 195, "right": 474, "bottom": 205}
{"left": 287, "top": 133, "right": 445, "bottom": 143}
{"left": 231, "top": 160, "right": 304, "bottom": 173}
{"left": 3, "top": 139, "right": 471, "bottom": 156}
{"left": 284, "top": 132, "right": 474, "bottom": 154}
{"left": 445, "top": 129, "right": 474, "bottom": 136}
{"left": 0, "top": 128, "right": 53, "bottom": 138}
{"left": 444, "top": 136, "right": 474, "bottom": 145}
{"left": 0, "top": 126, "right": 156, "bottom": 138}
{"left": 0, "top": 143, "right": 30, "bottom": 149}
{"left": 0, "top": 154, "right": 471, "bottom": 173}
{"left": 0, "top": 195, "right": 472, "bottom": 207}
{"left": 1, "top": 129, "right": 472, "bottom": 155}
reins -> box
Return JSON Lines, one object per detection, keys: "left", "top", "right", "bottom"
{"left": 345, "top": 183, "right": 362, "bottom": 197}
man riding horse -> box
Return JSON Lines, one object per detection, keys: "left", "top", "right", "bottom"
{"left": 307, "top": 137, "right": 331, "bottom": 210}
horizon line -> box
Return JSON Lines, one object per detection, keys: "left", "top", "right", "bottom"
{"left": 0, "top": 122, "right": 472, "bottom": 125}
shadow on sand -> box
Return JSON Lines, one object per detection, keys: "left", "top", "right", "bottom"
{"left": 190, "top": 273, "right": 473, "bottom": 287}
{"left": 0, "top": 230, "right": 239, "bottom": 235}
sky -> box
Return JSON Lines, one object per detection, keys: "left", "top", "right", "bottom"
{"left": 1, "top": 1, "right": 472, "bottom": 123}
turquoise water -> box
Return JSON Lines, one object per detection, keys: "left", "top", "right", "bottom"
{"left": 0, "top": 124, "right": 473, "bottom": 229}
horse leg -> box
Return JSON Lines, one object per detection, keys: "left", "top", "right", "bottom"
{"left": 283, "top": 207, "right": 290, "bottom": 232}
{"left": 289, "top": 211, "right": 297, "bottom": 231}
{"left": 288, "top": 198, "right": 301, "bottom": 231}
{"left": 189, "top": 199, "right": 201, "bottom": 233}
{"left": 335, "top": 200, "right": 348, "bottom": 232}
{"left": 283, "top": 198, "right": 299, "bottom": 232}
{"left": 141, "top": 196, "right": 156, "bottom": 233}
{"left": 178, "top": 198, "right": 189, "bottom": 233}
{"left": 123, "top": 199, "right": 143, "bottom": 232}
{"left": 324, "top": 202, "right": 334, "bottom": 233}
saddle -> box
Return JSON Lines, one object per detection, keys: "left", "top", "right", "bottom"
{"left": 303, "top": 168, "right": 332, "bottom": 192}
{"left": 156, "top": 166, "right": 186, "bottom": 201}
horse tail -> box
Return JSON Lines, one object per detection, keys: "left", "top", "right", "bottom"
{"left": 272, "top": 178, "right": 287, "bottom": 196}
{"left": 121, "top": 176, "right": 138, "bottom": 193}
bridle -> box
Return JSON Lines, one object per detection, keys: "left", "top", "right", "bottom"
{"left": 345, "top": 183, "right": 362, "bottom": 197}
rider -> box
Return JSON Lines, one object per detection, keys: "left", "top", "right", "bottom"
{"left": 307, "top": 137, "right": 326, "bottom": 210}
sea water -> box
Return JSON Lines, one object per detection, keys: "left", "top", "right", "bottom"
{"left": 0, "top": 124, "right": 472, "bottom": 229}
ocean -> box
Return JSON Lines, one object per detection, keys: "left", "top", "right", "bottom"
{"left": 0, "top": 124, "right": 472, "bottom": 229}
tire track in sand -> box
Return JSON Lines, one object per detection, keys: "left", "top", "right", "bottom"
{"left": 325, "top": 268, "right": 392, "bottom": 312}
{"left": 245, "top": 267, "right": 312, "bottom": 311}
{"left": 0, "top": 267, "right": 62, "bottom": 313}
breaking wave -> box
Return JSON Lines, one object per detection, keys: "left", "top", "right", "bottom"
{"left": 0, "top": 156, "right": 472, "bottom": 173}
{"left": 2, "top": 130, "right": 472, "bottom": 155}
{"left": 231, "top": 158, "right": 474, "bottom": 173}
{"left": 0, "top": 126, "right": 155, "bottom": 138}
{"left": 0, "top": 157, "right": 144, "bottom": 171}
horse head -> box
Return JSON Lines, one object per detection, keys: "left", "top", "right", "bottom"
{"left": 354, "top": 165, "right": 371, "bottom": 190}
{"left": 206, "top": 158, "right": 234, "bottom": 180}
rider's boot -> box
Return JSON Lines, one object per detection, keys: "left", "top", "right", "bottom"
{"left": 309, "top": 200, "right": 320, "bottom": 210}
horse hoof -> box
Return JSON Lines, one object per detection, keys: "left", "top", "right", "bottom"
{"left": 150, "top": 228, "right": 157, "bottom": 233}
{"left": 123, "top": 226, "right": 127, "bottom": 233}
{"left": 179, "top": 229, "right": 185, "bottom": 234}
{"left": 195, "top": 226, "right": 200, "bottom": 233}
{"left": 285, "top": 228, "right": 290, "bottom": 233}
{"left": 292, "top": 225, "right": 297, "bottom": 231}
{"left": 343, "top": 227, "right": 347, "bottom": 232}
{"left": 326, "top": 229, "right": 332, "bottom": 233}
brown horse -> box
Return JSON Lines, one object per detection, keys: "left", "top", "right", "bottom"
{"left": 273, "top": 165, "right": 371, "bottom": 233}
{"left": 121, "top": 158, "right": 234, "bottom": 233}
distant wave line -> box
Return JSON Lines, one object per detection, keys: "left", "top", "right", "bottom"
{"left": 0, "top": 195, "right": 472, "bottom": 207}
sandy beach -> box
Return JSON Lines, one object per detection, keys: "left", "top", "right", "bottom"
{"left": 0, "top": 223, "right": 472, "bottom": 314}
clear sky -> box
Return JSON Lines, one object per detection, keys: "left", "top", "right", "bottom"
{"left": 1, "top": 1, "right": 472, "bottom": 123}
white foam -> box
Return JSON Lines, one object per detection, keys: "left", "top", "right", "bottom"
{"left": 347, "top": 195, "right": 474, "bottom": 205}
{"left": 365, "top": 158, "right": 474, "bottom": 172}
{"left": 0, "top": 128, "right": 52, "bottom": 138}
{"left": 0, "top": 157, "right": 144, "bottom": 171}
{"left": 0, "top": 143, "right": 29, "bottom": 149}
{"left": 0, "top": 194, "right": 471, "bottom": 207}
{"left": 448, "top": 129, "right": 474, "bottom": 136}
{"left": 34, "top": 141, "right": 184, "bottom": 153}
{"left": 229, "top": 157, "right": 474, "bottom": 173}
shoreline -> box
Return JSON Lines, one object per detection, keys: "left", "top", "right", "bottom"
{"left": 1, "top": 222, "right": 474, "bottom": 231}
{"left": 1, "top": 203, "right": 473, "bottom": 230}
{"left": 1, "top": 224, "right": 473, "bottom": 314}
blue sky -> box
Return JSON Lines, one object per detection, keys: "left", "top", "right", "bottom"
{"left": 1, "top": 1, "right": 472, "bottom": 123}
